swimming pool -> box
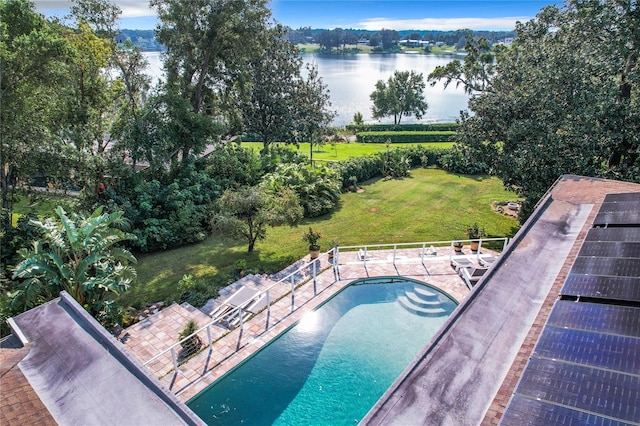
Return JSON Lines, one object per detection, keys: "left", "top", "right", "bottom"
{"left": 187, "top": 277, "right": 458, "bottom": 425}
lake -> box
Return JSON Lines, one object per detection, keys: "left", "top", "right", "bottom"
{"left": 143, "top": 52, "right": 470, "bottom": 126}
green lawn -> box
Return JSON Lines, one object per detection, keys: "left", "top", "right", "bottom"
{"left": 241, "top": 141, "right": 454, "bottom": 162}
{"left": 9, "top": 190, "right": 77, "bottom": 226}
{"left": 125, "top": 168, "right": 520, "bottom": 307}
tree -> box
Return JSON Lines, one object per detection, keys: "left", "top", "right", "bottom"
{"left": 238, "top": 26, "right": 333, "bottom": 155}
{"left": 432, "top": 0, "right": 639, "bottom": 219}
{"left": 11, "top": 206, "right": 137, "bottom": 318}
{"left": 428, "top": 36, "right": 504, "bottom": 94}
{"left": 214, "top": 186, "right": 303, "bottom": 252}
{"left": 370, "top": 70, "right": 429, "bottom": 125}
{"left": 378, "top": 29, "right": 400, "bottom": 50}
{"left": 0, "top": 0, "right": 69, "bottom": 210}
{"left": 151, "top": 0, "right": 272, "bottom": 163}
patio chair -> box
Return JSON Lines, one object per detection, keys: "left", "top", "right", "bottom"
{"left": 212, "top": 286, "right": 259, "bottom": 327}
{"left": 460, "top": 267, "right": 488, "bottom": 290}
{"left": 479, "top": 255, "right": 497, "bottom": 267}
{"left": 358, "top": 249, "right": 373, "bottom": 261}
{"left": 451, "top": 256, "right": 474, "bottom": 272}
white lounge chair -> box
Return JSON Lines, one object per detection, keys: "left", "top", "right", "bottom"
{"left": 358, "top": 249, "right": 373, "bottom": 261}
{"left": 451, "top": 256, "right": 474, "bottom": 272}
{"left": 479, "top": 255, "right": 497, "bottom": 267}
{"left": 460, "top": 267, "right": 488, "bottom": 289}
{"left": 212, "top": 286, "right": 259, "bottom": 328}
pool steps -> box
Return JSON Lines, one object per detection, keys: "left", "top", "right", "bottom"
{"left": 397, "top": 286, "right": 449, "bottom": 317}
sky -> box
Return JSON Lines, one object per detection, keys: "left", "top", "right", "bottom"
{"left": 34, "top": 0, "right": 560, "bottom": 31}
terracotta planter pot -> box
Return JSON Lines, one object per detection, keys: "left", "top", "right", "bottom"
{"left": 309, "top": 249, "right": 320, "bottom": 259}
{"left": 470, "top": 241, "right": 479, "bottom": 251}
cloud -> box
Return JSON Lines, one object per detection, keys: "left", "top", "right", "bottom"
{"left": 357, "top": 16, "right": 532, "bottom": 31}
{"left": 33, "top": 0, "right": 155, "bottom": 18}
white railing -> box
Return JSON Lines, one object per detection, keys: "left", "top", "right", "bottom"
{"left": 142, "top": 237, "right": 509, "bottom": 376}
{"left": 336, "top": 237, "right": 509, "bottom": 266}
{"left": 142, "top": 250, "right": 337, "bottom": 373}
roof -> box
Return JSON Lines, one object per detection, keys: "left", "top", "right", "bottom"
{"left": 2, "top": 292, "right": 204, "bottom": 426}
{"left": 362, "top": 175, "right": 640, "bottom": 425}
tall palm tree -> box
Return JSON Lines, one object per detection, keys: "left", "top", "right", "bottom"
{"left": 11, "top": 206, "right": 137, "bottom": 315}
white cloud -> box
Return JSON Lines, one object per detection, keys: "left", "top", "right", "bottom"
{"left": 33, "top": 0, "right": 155, "bottom": 18}
{"left": 357, "top": 16, "right": 532, "bottom": 31}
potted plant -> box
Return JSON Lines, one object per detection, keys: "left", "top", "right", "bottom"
{"left": 327, "top": 240, "right": 339, "bottom": 262}
{"left": 178, "top": 320, "right": 202, "bottom": 359}
{"left": 302, "top": 227, "right": 322, "bottom": 259}
{"left": 466, "top": 223, "right": 487, "bottom": 251}
{"left": 453, "top": 241, "right": 463, "bottom": 253}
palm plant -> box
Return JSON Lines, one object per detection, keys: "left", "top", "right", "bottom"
{"left": 11, "top": 206, "right": 137, "bottom": 316}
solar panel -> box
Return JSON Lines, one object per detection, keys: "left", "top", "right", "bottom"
{"left": 547, "top": 301, "right": 640, "bottom": 338}
{"left": 500, "top": 395, "right": 631, "bottom": 426}
{"left": 534, "top": 326, "right": 640, "bottom": 373}
{"left": 594, "top": 210, "right": 640, "bottom": 227}
{"left": 562, "top": 274, "right": 640, "bottom": 302}
{"left": 603, "top": 192, "right": 640, "bottom": 203}
{"left": 513, "top": 357, "right": 640, "bottom": 424}
{"left": 571, "top": 257, "right": 640, "bottom": 277}
{"left": 585, "top": 227, "right": 640, "bottom": 242}
{"left": 578, "top": 241, "right": 640, "bottom": 258}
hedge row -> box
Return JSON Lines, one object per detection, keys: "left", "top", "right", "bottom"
{"left": 329, "top": 146, "right": 451, "bottom": 188}
{"left": 346, "top": 123, "right": 460, "bottom": 132}
{"left": 356, "top": 131, "right": 456, "bottom": 143}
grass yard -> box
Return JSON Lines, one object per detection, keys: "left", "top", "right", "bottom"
{"left": 9, "top": 190, "right": 78, "bottom": 226}
{"left": 241, "top": 141, "right": 454, "bottom": 162}
{"left": 125, "top": 168, "right": 520, "bottom": 307}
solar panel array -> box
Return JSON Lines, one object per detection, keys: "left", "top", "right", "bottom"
{"left": 501, "top": 192, "right": 640, "bottom": 425}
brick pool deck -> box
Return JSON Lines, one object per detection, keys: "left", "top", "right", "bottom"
{"left": 120, "top": 246, "right": 490, "bottom": 403}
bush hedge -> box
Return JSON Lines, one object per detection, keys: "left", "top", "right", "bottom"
{"left": 356, "top": 131, "right": 456, "bottom": 143}
{"left": 329, "top": 146, "right": 450, "bottom": 187}
{"left": 346, "top": 123, "right": 460, "bottom": 132}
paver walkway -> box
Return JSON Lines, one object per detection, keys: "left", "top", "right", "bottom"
{"left": 120, "top": 245, "right": 495, "bottom": 402}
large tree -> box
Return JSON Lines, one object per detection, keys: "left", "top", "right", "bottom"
{"left": 370, "top": 70, "right": 429, "bottom": 125}
{"left": 0, "top": 0, "right": 69, "bottom": 210}
{"left": 237, "top": 26, "right": 333, "bottom": 154}
{"left": 431, "top": 0, "right": 639, "bottom": 219}
{"left": 151, "top": 0, "right": 271, "bottom": 163}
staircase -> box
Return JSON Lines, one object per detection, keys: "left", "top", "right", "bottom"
{"left": 397, "top": 285, "right": 449, "bottom": 317}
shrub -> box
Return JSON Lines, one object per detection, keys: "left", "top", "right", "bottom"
{"left": 440, "top": 144, "right": 489, "bottom": 175}
{"left": 329, "top": 146, "right": 452, "bottom": 188}
{"left": 102, "top": 163, "right": 221, "bottom": 252}
{"left": 346, "top": 123, "right": 460, "bottom": 132}
{"left": 356, "top": 131, "right": 456, "bottom": 143}
{"left": 261, "top": 163, "right": 342, "bottom": 217}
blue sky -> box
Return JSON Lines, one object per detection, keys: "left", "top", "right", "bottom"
{"left": 34, "top": 0, "right": 559, "bottom": 31}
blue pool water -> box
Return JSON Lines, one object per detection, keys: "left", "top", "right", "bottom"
{"left": 187, "top": 277, "right": 458, "bottom": 425}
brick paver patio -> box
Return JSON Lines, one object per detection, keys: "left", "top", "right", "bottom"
{"left": 120, "top": 245, "right": 495, "bottom": 402}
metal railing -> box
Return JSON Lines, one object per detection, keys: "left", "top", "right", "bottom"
{"left": 141, "top": 237, "right": 509, "bottom": 377}
{"left": 336, "top": 237, "right": 510, "bottom": 266}
{"left": 142, "top": 250, "right": 336, "bottom": 374}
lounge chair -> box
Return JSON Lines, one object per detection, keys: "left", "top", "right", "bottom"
{"left": 479, "top": 255, "right": 497, "bottom": 267}
{"left": 358, "top": 249, "right": 373, "bottom": 261}
{"left": 451, "top": 256, "right": 474, "bottom": 272}
{"left": 212, "top": 286, "right": 259, "bottom": 327}
{"left": 460, "top": 267, "right": 488, "bottom": 289}
{"left": 422, "top": 245, "right": 438, "bottom": 257}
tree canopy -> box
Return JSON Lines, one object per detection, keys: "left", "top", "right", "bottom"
{"left": 370, "top": 70, "right": 429, "bottom": 125}
{"left": 430, "top": 0, "right": 639, "bottom": 218}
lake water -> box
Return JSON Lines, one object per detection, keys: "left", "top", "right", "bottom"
{"left": 143, "top": 51, "right": 469, "bottom": 126}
